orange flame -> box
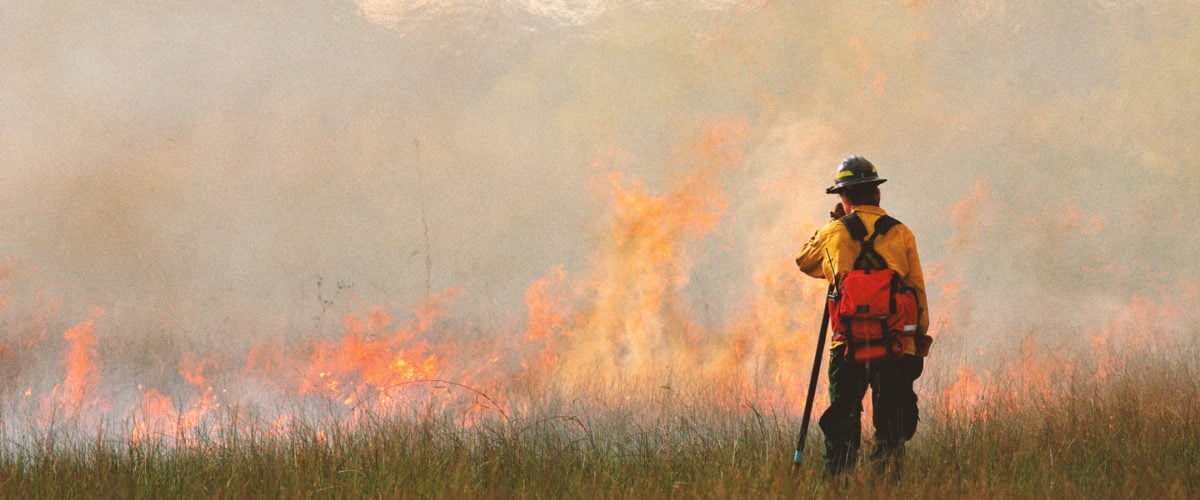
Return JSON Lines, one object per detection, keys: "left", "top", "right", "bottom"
{"left": 58, "top": 310, "right": 104, "bottom": 412}
{"left": 521, "top": 265, "right": 570, "bottom": 380}
{"left": 297, "top": 291, "right": 454, "bottom": 411}
{"left": 531, "top": 121, "right": 746, "bottom": 391}
{"left": 942, "top": 364, "right": 987, "bottom": 421}
{"left": 131, "top": 387, "right": 176, "bottom": 443}
{"left": 10, "top": 109, "right": 1195, "bottom": 450}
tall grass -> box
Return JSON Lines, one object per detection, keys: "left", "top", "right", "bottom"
{"left": 1, "top": 355, "right": 1197, "bottom": 498}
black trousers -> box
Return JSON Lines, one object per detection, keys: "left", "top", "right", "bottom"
{"left": 819, "top": 352, "right": 923, "bottom": 475}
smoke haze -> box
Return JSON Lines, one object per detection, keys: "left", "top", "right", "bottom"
{"left": 2, "top": 1, "right": 1198, "bottom": 436}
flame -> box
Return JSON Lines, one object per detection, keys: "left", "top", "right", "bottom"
{"left": 296, "top": 292, "right": 454, "bottom": 412}
{"left": 177, "top": 354, "right": 220, "bottom": 436}
{"left": 127, "top": 354, "right": 224, "bottom": 444}
{"left": 2, "top": 116, "right": 1194, "bottom": 447}
{"left": 132, "top": 387, "right": 176, "bottom": 443}
{"left": 520, "top": 265, "right": 570, "bottom": 382}
{"left": 1086, "top": 280, "right": 1196, "bottom": 382}
{"left": 57, "top": 309, "right": 104, "bottom": 413}
{"left": 523, "top": 120, "right": 746, "bottom": 392}
{"left": 178, "top": 352, "right": 212, "bottom": 387}
{"left": 942, "top": 364, "right": 988, "bottom": 421}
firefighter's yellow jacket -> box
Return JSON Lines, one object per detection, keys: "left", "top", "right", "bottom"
{"left": 795, "top": 205, "right": 930, "bottom": 355}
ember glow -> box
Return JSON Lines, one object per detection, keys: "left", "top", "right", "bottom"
{"left": 2, "top": 1, "right": 1199, "bottom": 445}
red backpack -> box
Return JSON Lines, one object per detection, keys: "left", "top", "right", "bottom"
{"left": 829, "top": 213, "right": 919, "bottom": 364}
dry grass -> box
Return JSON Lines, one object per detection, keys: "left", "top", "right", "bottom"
{"left": 0, "top": 354, "right": 1197, "bottom": 498}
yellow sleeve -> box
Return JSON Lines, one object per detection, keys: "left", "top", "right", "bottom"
{"left": 903, "top": 229, "right": 930, "bottom": 338}
{"left": 795, "top": 222, "right": 840, "bottom": 281}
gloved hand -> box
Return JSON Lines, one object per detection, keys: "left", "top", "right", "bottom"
{"left": 914, "top": 334, "right": 933, "bottom": 357}
{"left": 829, "top": 202, "right": 846, "bottom": 220}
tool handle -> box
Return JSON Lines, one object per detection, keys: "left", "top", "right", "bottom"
{"left": 792, "top": 286, "right": 832, "bottom": 473}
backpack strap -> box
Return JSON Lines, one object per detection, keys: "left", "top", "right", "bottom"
{"left": 874, "top": 215, "right": 901, "bottom": 236}
{"left": 840, "top": 212, "right": 869, "bottom": 241}
{"left": 839, "top": 213, "right": 902, "bottom": 271}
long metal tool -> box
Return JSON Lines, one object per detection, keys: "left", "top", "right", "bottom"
{"left": 791, "top": 285, "right": 833, "bottom": 474}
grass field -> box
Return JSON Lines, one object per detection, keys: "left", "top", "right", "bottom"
{"left": 2, "top": 350, "right": 1196, "bottom": 498}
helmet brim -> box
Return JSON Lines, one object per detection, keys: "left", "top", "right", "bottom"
{"left": 825, "top": 178, "right": 886, "bottom": 194}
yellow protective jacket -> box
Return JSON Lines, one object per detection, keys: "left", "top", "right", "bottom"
{"left": 795, "top": 205, "right": 930, "bottom": 355}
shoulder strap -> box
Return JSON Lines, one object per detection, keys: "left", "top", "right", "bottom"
{"left": 874, "top": 215, "right": 901, "bottom": 236}
{"left": 839, "top": 213, "right": 902, "bottom": 270}
{"left": 840, "top": 212, "right": 868, "bottom": 241}
{"left": 839, "top": 213, "right": 902, "bottom": 240}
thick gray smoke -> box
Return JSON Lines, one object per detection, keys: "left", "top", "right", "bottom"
{"left": 2, "top": 1, "right": 1198, "bottom": 434}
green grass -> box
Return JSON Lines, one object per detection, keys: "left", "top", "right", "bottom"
{"left": 1, "top": 357, "right": 1197, "bottom": 498}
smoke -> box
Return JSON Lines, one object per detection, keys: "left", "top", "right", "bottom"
{"left": 2, "top": 0, "right": 1199, "bottom": 437}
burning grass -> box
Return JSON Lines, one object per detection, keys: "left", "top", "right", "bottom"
{"left": 1, "top": 134, "right": 1196, "bottom": 496}
{"left": 1, "top": 349, "right": 1197, "bottom": 498}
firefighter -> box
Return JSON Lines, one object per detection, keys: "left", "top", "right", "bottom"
{"left": 794, "top": 156, "right": 932, "bottom": 477}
